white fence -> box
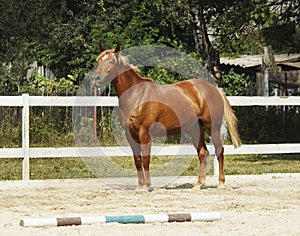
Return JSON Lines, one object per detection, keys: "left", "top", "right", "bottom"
{"left": 1, "top": 94, "right": 300, "bottom": 180}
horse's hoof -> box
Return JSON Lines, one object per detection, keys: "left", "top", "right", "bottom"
{"left": 217, "top": 183, "right": 226, "bottom": 189}
{"left": 135, "top": 185, "right": 149, "bottom": 193}
{"left": 192, "top": 183, "right": 205, "bottom": 190}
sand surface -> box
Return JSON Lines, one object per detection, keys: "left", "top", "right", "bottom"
{"left": 0, "top": 174, "right": 299, "bottom": 236}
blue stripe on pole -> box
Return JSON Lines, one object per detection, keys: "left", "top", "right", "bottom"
{"left": 105, "top": 215, "right": 145, "bottom": 224}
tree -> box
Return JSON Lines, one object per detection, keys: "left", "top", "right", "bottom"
{"left": 210, "top": 0, "right": 300, "bottom": 55}
{"left": 189, "top": 0, "right": 300, "bottom": 86}
{"left": 190, "top": 0, "right": 236, "bottom": 86}
{"left": 0, "top": 0, "right": 105, "bottom": 87}
{"left": 1, "top": 0, "right": 299, "bottom": 95}
{"left": 35, "top": 0, "right": 104, "bottom": 79}
{"left": 261, "top": 0, "right": 300, "bottom": 53}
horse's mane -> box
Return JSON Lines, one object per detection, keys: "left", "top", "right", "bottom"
{"left": 117, "top": 54, "right": 153, "bottom": 82}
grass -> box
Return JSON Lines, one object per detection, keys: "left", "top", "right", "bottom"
{"left": 0, "top": 154, "right": 299, "bottom": 180}
{"left": 0, "top": 158, "right": 95, "bottom": 180}
{"left": 224, "top": 154, "right": 300, "bottom": 175}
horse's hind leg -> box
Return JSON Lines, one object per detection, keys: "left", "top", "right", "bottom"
{"left": 190, "top": 125, "right": 209, "bottom": 189}
{"left": 211, "top": 130, "right": 225, "bottom": 188}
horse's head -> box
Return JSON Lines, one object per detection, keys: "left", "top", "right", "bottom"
{"left": 92, "top": 44, "right": 120, "bottom": 86}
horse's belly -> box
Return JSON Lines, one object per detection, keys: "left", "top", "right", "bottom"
{"left": 120, "top": 98, "right": 198, "bottom": 137}
{"left": 149, "top": 121, "right": 182, "bottom": 136}
{"left": 154, "top": 115, "right": 197, "bottom": 136}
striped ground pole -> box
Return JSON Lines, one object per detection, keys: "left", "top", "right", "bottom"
{"left": 20, "top": 212, "right": 221, "bottom": 227}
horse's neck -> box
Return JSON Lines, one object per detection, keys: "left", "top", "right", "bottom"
{"left": 113, "top": 68, "right": 149, "bottom": 97}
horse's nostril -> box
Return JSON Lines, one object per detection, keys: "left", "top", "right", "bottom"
{"left": 91, "top": 74, "right": 101, "bottom": 86}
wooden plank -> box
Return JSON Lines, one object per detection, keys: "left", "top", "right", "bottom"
{"left": 28, "top": 96, "right": 119, "bottom": 107}
{"left": 29, "top": 147, "right": 132, "bottom": 158}
{"left": 0, "top": 148, "right": 23, "bottom": 158}
{"left": 1, "top": 96, "right": 300, "bottom": 107}
{"left": 228, "top": 96, "right": 300, "bottom": 106}
{"left": 0, "top": 96, "right": 23, "bottom": 106}
{"left": 2, "top": 144, "right": 299, "bottom": 159}
{"left": 14, "top": 144, "right": 300, "bottom": 159}
{"left": 224, "top": 143, "right": 300, "bottom": 155}
{"left": 28, "top": 146, "right": 197, "bottom": 158}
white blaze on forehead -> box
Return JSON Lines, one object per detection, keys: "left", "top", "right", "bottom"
{"left": 102, "top": 54, "right": 108, "bottom": 61}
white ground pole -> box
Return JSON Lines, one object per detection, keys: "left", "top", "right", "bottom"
{"left": 20, "top": 212, "right": 221, "bottom": 227}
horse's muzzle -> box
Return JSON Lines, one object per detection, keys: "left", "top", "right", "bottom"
{"left": 91, "top": 74, "right": 102, "bottom": 87}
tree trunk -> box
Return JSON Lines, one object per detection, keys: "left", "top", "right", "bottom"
{"left": 190, "top": 0, "right": 223, "bottom": 87}
{"left": 262, "top": 45, "right": 275, "bottom": 71}
{"left": 261, "top": 45, "right": 276, "bottom": 96}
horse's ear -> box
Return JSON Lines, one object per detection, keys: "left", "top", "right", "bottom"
{"left": 114, "top": 43, "right": 121, "bottom": 53}
{"left": 99, "top": 43, "right": 105, "bottom": 52}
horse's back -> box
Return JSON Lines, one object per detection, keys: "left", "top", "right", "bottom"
{"left": 173, "top": 79, "right": 224, "bottom": 129}
{"left": 173, "top": 79, "right": 224, "bottom": 112}
{"left": 189, "top": 79, "right": 221, "bottom": 97}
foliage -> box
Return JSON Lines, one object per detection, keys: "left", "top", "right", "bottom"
{"left": 236, "top": 106, "right": 300, "bottom": 144}
{"left": 0, "top": 114, "right": 22, "bottom": 148}
{"left": 21, "top": 73, "right": 78, "bottom": 95}
{"left": 206, "top": 0, "right": 300, "bottom": 56}
{"left": 223, "top": 69, "right": 249, "bottom": 96}
{"left": 1, "top": 0, "right": 299, "bottom": 88}
{"left": 0, "top": 65, "right": 21, "bottom": 95}
{"left": 145, "top": 49, "right": 203, "bottom": 84}
{"left": 29, "top": 112, "right": 74, "bottom": 147}
{"left": 73, "top": 117, "right": 96, "bottom": 146}
{"left": 0, "top": 0, "right": 299, "bottom": 152}
{"left": 147, "top": 68, "right": 182, "bottom": 84}
{"left": 0, "top": 107, "right": 75, "bottom": 148}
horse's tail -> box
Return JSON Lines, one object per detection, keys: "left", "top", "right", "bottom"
{"left": 219, "top": 90, "right": 242, "bottom": 148}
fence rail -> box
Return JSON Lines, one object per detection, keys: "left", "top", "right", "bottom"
{"left": 1, "top": 94, "right": 300, "bottom": 180}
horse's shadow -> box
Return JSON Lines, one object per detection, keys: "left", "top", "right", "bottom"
{"left": 122, "top": 183, "right": 238, "bottom": 191}
{"left": 165, "top": 183, "right": 217, "bottom": 190}
{"left": 165, "top": 183, "right": 240, "bottom": 190}
{"left": 165, "top": 183, "right": 194, "bottom": 189}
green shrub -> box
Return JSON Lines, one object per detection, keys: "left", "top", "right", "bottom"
{"left": 223, "top": 69, "right": 249, "bottom": 96}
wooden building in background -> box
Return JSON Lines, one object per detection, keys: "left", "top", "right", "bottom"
{"left": 221, "top": 54, "right": 300, "bottom": 96}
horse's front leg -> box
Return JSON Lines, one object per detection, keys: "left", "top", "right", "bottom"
{"left": 139, "top": 127, "right": 152, "bottom": 191}
{"left": 133, "top": 154, "right": 145, "bottom": 189}
{"left": 141, "top": 143, "right": 151, "bottom": 188}
{"left": 125, "top": 131, "right": 145, "bottom": 190}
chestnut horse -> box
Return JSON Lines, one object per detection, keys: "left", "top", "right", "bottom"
{"left": 92, "top": 44, "right": 241, "bottom": 191}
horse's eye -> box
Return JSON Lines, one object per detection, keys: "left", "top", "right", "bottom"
{"left": 109, "top": 61, "right": 114, "bottom": 64}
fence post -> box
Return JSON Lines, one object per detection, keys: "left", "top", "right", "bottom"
{"left": 22, "top": 94, "right": 30, "bottom": 180}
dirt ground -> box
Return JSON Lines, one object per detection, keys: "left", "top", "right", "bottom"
{"left": 0, "top": 173, "right": 299, "bottom": 236}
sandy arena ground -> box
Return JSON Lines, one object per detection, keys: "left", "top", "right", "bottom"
{"left": 0, "top": 173, "right": 299, "bottom": 236}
